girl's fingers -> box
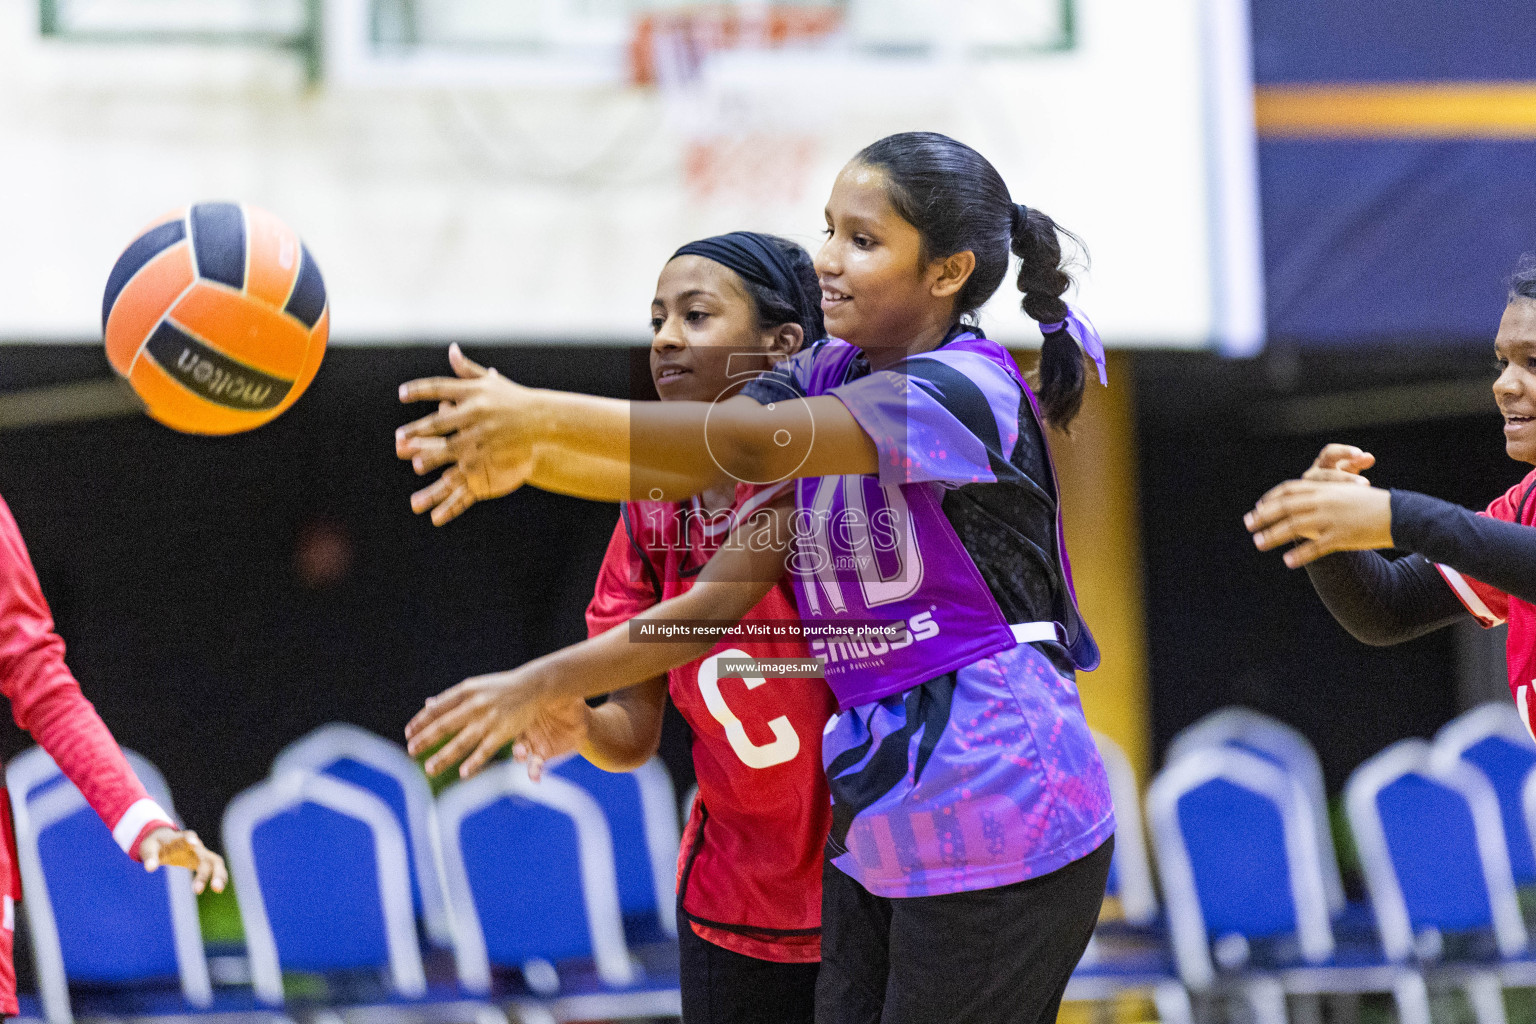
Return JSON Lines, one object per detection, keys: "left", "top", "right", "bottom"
{"left": 1283, "top": 538, "right": 1327, "bottom": 568}
{"left": 410, "top": 474, "right": 453, "bottom": 515}
{"left": 1245, "top": 494, "right": 1294, "bottom": 534}
{"left": 526, "top": 755, "right": 546, "bottom": 782}
{"left": 1252, "top": 508, "right": 1315, "bottom": 550}
{"left": 430, "top": 485, "right": 476, "bottom": 527}
{"left": 461, "top": 726, "right": 514, "bottom": 778}
{"left": 210, "top": 853, "right": 228, "bottom": 893}
{"left": 406, "top": 694, "right": 479, "bottom": 755}
{"left": 408, "top": 438, "right": 455, "bottom": 475}
{"left": 398, "top": 375, "right": 480, "bottom": 407}
{"left": 1302, "top": 467, "right": 1371, "bottom": 486}
{"left": 395, "top": 401, "right": 480, "bottom": 445}
{"left": 449, "top": 343, "right": 490, "bottom": 380}
{"left": 424, "top": 720, "right": 487, "bottom": 778}
{"left": 1312, "top": 444, "right": 1364, "bottom": 470}
{"left": 193, "top": 846, "right": 213, "bottom": 894}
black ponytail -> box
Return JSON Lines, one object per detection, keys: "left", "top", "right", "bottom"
{"left": 1013, "top": 204, "right": 1086, "bottom": 428}
{"left": 855, "top": 131, "right": 1091, "bottom": 429}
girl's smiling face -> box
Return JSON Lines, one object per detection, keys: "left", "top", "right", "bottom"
{"left": 814, "top": 162, "right": 970, "bottom": 366}
{"left": 1494, "top": 297, "right": 1536, "bottom": 464}
{"left": 650, "top": 255, "right": 793, "bottom": 403}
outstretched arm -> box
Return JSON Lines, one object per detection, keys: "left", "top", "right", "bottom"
{"left": 1247, "top": 443, "right": 1536, "bottom": 603}
{"left": 395, "top": 345, "right": 877, "bottom": 524}
{"left": 0, "top": 500, "right": 227, "bottom": 892}
{"left": 405, "top": 494, "right": 795, "bottom": 778}
{"left": 1303, "top": 551, "right": 1469, "bottom": 646}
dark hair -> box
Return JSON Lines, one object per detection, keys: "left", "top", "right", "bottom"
{"left": 1511, "top": 255, "right": 1536, "bottom": 302}
{"left": 743, "top": 236, "right": 824, "bottom": 346}
{"left": 854, "top": 131, "right": 1088, "bottom": 428}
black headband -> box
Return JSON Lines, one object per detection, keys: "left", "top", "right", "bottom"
{"left": 672, "top": 232, "right": 818, "bottom": 336}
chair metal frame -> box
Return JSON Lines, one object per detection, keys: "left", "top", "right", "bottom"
{"left": 223, "top": 770, "right": 427, "bottom": 1005}
{"left": 6, "top": 746, "right": 211, "bottom": 1024}
{"left": 1348, "top": 739, "right": 1526, "bottom": 1024}
{"left": 271, "top": 722, "right": 453, "bottom": 946}
{"left": 1150, "top": 745, "right": 1431, "bottom": 1024}
{"left": 436, "top": 761, "right": 632, "bottom": 993}
{"left": 1092, "top": 730, "right": 1158, "bottom": 926}
{"left": 1166, "top": 706, "right": 1346, "bottom": 914}
{"left": 547, "top": 754, "right": 680, "bottom": 939}
{"left": 1347, "top": 738, "right": 1527, "bottom": 963}
{"left": 436, "top": 762, "right": 680, "bottom": 1021}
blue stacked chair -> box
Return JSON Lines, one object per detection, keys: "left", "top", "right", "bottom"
{"left": 1347, "top": 739, "right": 1533, "bottom": 1024}
{"left": 547, "top": 755, "right": 679, "bottom": 945}
{"left": 271, "top": 723, "right": 453, "bottom": 947}
{"left": 1149, "top": 744, "right": 1431, "bottom": 1024}
{"left": 1434, "top": 704, "right": 1536, "bottom": 888}
{"left": 6, "top": 746, "right": 212, "bottom": 1024}
{"left": 1168, "top": 708, "right": 1350, "bottom": 921}
{"left": 436, "top": 760, "right": 680, "bottom": 1021}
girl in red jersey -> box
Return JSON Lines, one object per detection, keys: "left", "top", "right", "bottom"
{"left": 411, "top": 232, "right": 834, "bottom": 1024}
{"left": 1245, "top": 259, "right": 1536, "bottom": 734}
{"left": 0, "top": 492, "right": 226, "bottom": 1013}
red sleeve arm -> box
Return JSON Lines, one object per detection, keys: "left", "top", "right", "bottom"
{"left": 0, "top": 498, "right": 174, "bottom": 860}
{"left": 585, "top": 508, "right": 663, "bottom": 639}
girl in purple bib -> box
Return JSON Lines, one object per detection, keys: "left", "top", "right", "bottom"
{"left": 398, "top": 132, "right": 1115, "bottom": 1024}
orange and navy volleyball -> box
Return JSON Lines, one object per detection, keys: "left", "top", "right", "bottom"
{"left": 102, "top": 202, "right": 329, "bottom": 434}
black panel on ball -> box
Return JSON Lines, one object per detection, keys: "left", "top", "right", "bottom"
{"left": 101, "top": 219, "right": 186, "bottom": 331}
{"left": 284, "top": 245, "right": 327, "bottom": 329}
{"left": 190, "top": 202, "right": 248, "bottom": 290}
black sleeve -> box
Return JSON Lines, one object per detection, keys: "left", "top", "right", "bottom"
{"left": 1390, "top": 489, "right": 1536, "bottom": 604}
{"left": 1303, "top": 550, "right": 1469, "bottom": 646}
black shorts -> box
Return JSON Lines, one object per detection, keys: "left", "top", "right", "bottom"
{"left": 816, "top": 836, "right": 1113, "bottom": 1024}
{"left": 678, "top": 911, "right": 820, "bottom": 1024}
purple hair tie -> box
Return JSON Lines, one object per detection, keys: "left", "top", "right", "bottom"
{"left": 1038, "top": 305, "right": 1107, "bottom": 387}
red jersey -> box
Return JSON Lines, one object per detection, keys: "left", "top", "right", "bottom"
{"left": 1436, "top": 469, "right": 1536, "bottom": 739}
{"left": 0, "top": 495, "right": 175, "bottom": 1012}
{"left": 586, "top": 483, "right": 834, "bottom": 963}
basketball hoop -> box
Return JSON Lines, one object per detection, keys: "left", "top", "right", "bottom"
{"left": 630, "top": 5, "right": 840, "bottom": 87}
{"left": 635, "top": 4, "right": 838, "bottom": 207}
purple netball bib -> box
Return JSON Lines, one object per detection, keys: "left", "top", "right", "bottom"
{"left": 785, "top": 334, "right": 1098, "bottom": 709}
{"left": 792, "top": 474, "right": 1015, "bottom": 709}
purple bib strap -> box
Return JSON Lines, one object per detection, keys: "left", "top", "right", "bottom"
{"left": 940, "top": 334, "right": 1100, "bottom": 672}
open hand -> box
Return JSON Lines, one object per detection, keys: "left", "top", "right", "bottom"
{"left": 138, "top": 827, "right": 227, "bottom": 895}
{"left": 396, "top": 344, "right": 538, "bottom": 526}
{"left": 405, "top": 667, "right": 564, "bottom": 779}
{"left": 1245, "top": 478, "right": 1393, "bottom": 568}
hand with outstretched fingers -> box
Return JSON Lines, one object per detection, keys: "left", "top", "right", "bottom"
{"left": 396, "top": 344, "right": 537, "bottom": 526}
{"left": 405, "top": 667, "right": 569, "bottom": 780}
{"left": 138, "top": 827, "right": 228, "bottom": 895}
{"left": 1302, "top": 442, "right": 1377, "bottom": 485}
{"left": 1245, "top": 477, "right": 1393, "bottom": 568}
{"left": 513, "top": 700, "right": 592, "bottom": 782}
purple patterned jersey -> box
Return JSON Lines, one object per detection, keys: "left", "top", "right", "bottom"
{"left": 741, "top": 330, "right": 1114, "bottom": 897}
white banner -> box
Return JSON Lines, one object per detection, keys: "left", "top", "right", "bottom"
{"left": 0, "top": 0, "right": 1260, "bottom": 348}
